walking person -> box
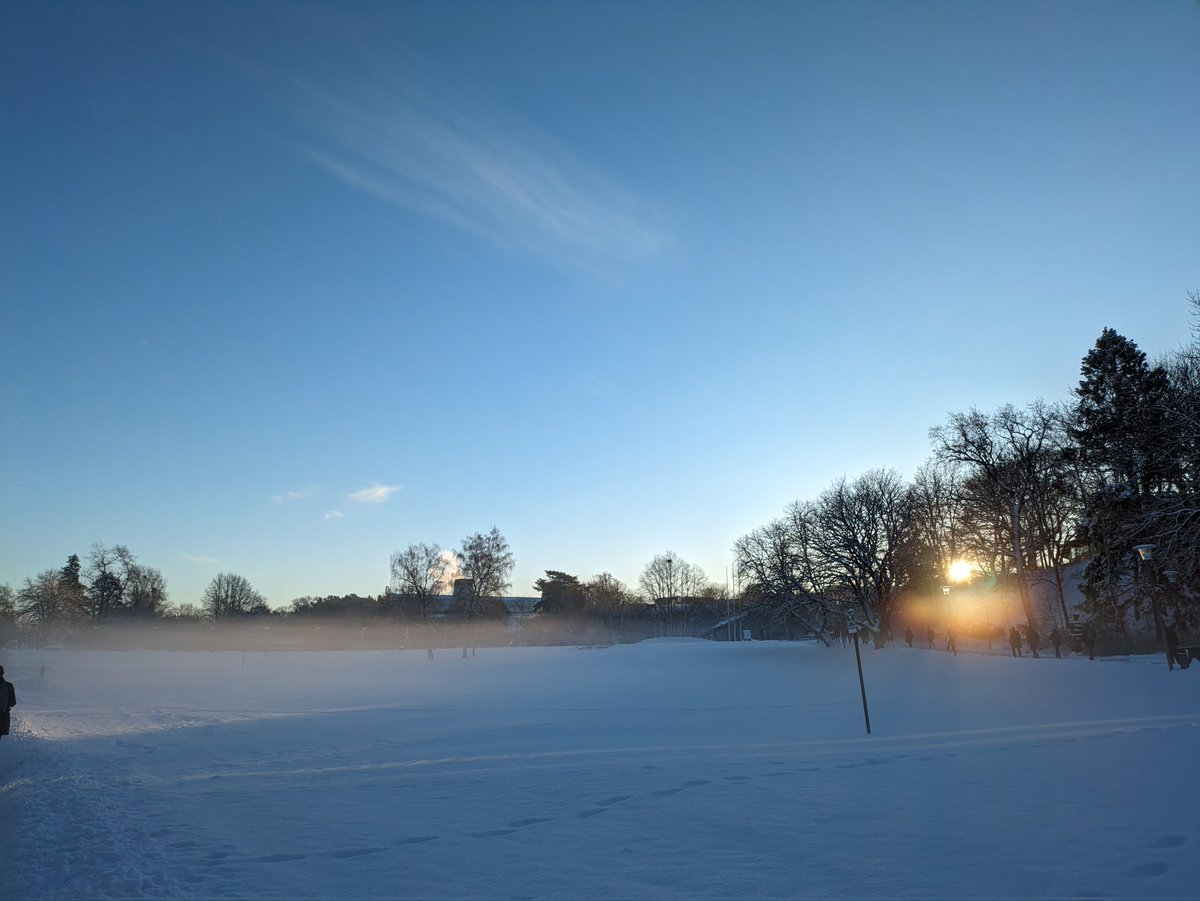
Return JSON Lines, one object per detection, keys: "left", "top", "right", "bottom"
{"left": 926, "top": 625, "right": 935, "bottom": 649}
{"left": 1165, "top": 622, "right": 1180, "bottom": 671}
{"left": 1049, "top": 628, "right": 1063, "bottom": 659}
{"left": 1009, "top": 627, "right": 1022, "bottom": 657}
{"left": 904, "top": 626, "right": 913, "bottom": 648}
{"left": 0, "top": 665, "right": 15, "bottom": 740}
{"left": 946, "top": 624, "right": 957, "bottom": 656}
{"left": 1028, "top": 628, "right": 1040, "bottom": 659}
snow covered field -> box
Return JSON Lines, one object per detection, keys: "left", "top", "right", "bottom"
{"left": 1, "top": 639, "right": 1197, "bottom": 899}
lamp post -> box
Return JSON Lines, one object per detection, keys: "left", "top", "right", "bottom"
{"left": 1133, "top": 544, "right": 1170, "bottom": 667}
{"left": 845, "top": 607, "right": 871, "bottom": 735}
{"left": 941, "top": 585, "right": 951, "bottom": 648}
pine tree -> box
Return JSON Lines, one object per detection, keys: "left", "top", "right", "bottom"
{"left": 1073, "top": 327, "right": 1174, "bottom": 496}
{"left": 58, "top": 554, "right": 87, "bottom": 618}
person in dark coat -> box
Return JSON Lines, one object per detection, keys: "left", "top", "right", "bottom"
{"left": 1027, "top": 629, "right": 1040, "bottom": 659}
{"left": 904, "top": 626, "right": 914, "bottom": 648}
{"left": 1082, "top": 621, "right": 1096, "bottom": 660}
{"left": 926, "top": 625, "right": 935, "bottom": 648}
{"left": 1049, "top": 628, "right": 1063, "bottom": 659}
{"left": 946, "top": 624, "right": 957, "bottom": 656}
{"left": 0, "top": 665, "right": 15, "bottom": 739}
{"left": 1009, "top": 627, "right": 1022, "bottom": 657}
{"left": 1165, "top": 623, "right": 1180, "bottom": 671}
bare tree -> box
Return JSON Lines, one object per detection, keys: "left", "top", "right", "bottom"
{"left": 390, "top": 543, "right": 449, "bottom": 623}
{"left": 458, "top": 528, "right": 514, "bottom": 603}
{"left": 456, "top": 528, "right": 514, "bottom": 653}
{"left": 909, "top": 460, "right": 968, "bottom": 588}
{"left": 85, "top": 543, "right": 139, "bottom": 618}
{"left": 735, "top": 471, "right": 916, "bottom": 644}
{"left": 930, "top": 402, "right": 1065, "bottom": 636}
{"left": 126, "top": 567, "right": 169, "bottom": 616}
{"left": 810, "top": 468, "right": 914, "bottom": 645}
{"left": 165, "top": 602, "right": 204, "bottom": 621}
{"left": 734, "top": 501, "right": 843, "bottom": 642}
{"left": 586, "top": 573, "right": 634, "bottom": 640}
{"left": 0, "top": 584, "right": 15, "bottom": 644}
{"left": 201, "top": 573, "right": 266, "bottom": 619}
{"left": 17, "top": 570, "right": 74, "bottom": 634}
{"left": 638, "top": 552, "right": 707, "bottom": 636}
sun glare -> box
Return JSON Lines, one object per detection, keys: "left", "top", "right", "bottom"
{"left": 948, "top": 560, "right": 973, "bottom": 582}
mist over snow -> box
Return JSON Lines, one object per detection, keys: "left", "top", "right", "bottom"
{"left": 1, "top": 640, "right": 1197, "bottom": 899}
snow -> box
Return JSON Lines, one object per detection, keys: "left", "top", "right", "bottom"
{"left": 1, "top": 639, "right": 1197, "bottom": 899}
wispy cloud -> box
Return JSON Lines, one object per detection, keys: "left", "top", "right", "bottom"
{"left": 184, "top": 553, "right": 219, "bottom": 564}
{"left": 286, "top": 78, "right": 671, "bottom": 274}
{"left": 349, "top": 483, "right": 402, "bottom": 505}
{"left": 324, "top": 510, "right": 345, "bottom": 520}
{"left": 271, "top": 486, "right": 318, "bottom": 503}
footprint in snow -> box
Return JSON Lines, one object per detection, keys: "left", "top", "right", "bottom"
{"left": 652, "top": 780, "right": 708, "bottom": 798}
{"left": 509, "top": 817, "right": 554, "bottom": 828}
{"left": 328, "top": 847, "right": 385, "bottom": 858}
{"left": 1126, "top": 861, "right": 1169, "bottom": 878}
{"left": 1147, "top": 835, "right": 1186, "bottom": 849}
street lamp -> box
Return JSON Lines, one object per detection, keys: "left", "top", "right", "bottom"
{"left": 1133, "top": 544, "right": 1170, "bottom": 668}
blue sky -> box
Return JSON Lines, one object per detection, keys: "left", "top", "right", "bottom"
{"left": 2, "top": 1, "right": 1197, "bottom": 608}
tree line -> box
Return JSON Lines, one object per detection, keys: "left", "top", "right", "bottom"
{"left": 735, "top": 298, "right": 1200, "bottom": 647}
{"left": 0, "top": 542, "right": 273, "bottom": 642}
{"left": 1, "top": 526, "right": 737, "bottom": 647}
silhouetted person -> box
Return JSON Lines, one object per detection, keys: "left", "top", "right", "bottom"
{"left": 904, "top": 626, "right": 913, "bottom": 647}
{"left": 1049, "top": 628, "right": 1063, "bottom": 659}
{"left": 926, "top": 625, "right": 935, "bottom": 649}
{"left": 1027, "top": 629, "right": 1040, "bottom": 659}
{"left": 1165, "top": 623, "right": 1180, "bottom": 671}
{"left": 946, "top": 625, "right": 957, "bottom": 656}
{"left": 1082, "top": 621, "right": 1096, "bottom": 660}
{"left": 1009, "top": 627, "right": 1022, "bottom": 657}
{"left": 0, "top": 666, "right": 14, "bottom": 740}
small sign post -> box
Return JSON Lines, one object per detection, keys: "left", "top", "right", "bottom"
{"left": 845, "top": 608, "right": 871, "bottom": 735}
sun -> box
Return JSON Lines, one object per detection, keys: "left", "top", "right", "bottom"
{"left": 948, "top": 560, "right": 974, "bottom": 582}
